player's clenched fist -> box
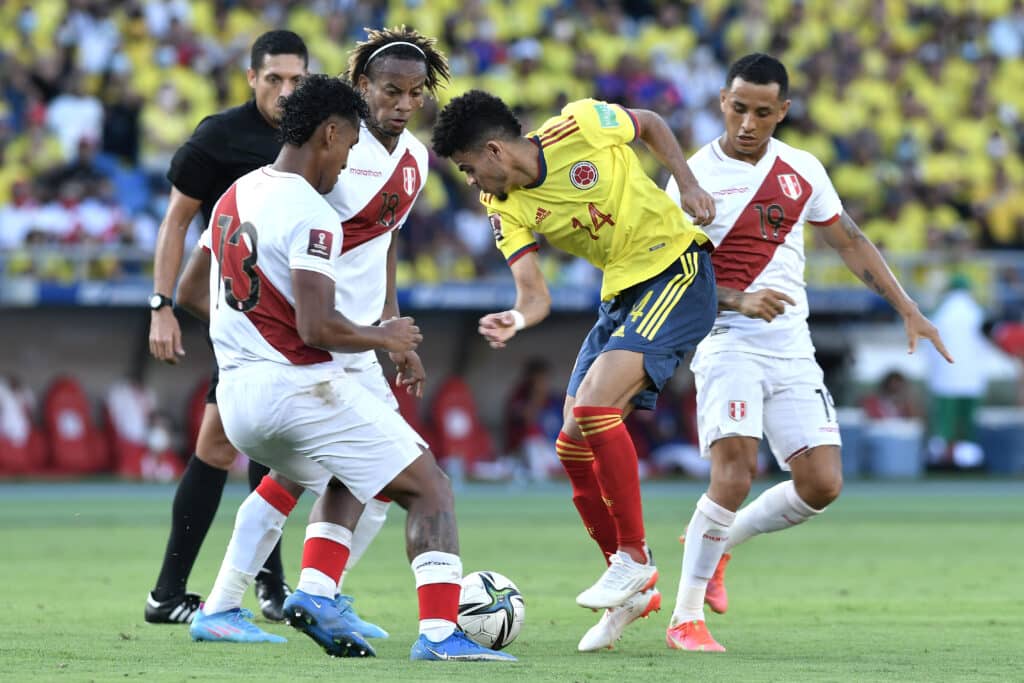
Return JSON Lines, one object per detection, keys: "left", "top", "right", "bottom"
{"left": 678, "top": 184, "right": 716, "bottom": 227}
{"left": 736, "top": 288, "right": 797, "bottom": 322}
{"left": 379, "top": 316, "right": 422, "bottom": 353}
{"left": 478, "top": 311, "right": 519, "bottom": 349}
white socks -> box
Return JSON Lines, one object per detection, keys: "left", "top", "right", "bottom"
{"left": 725, "top": 480, "right": 822, "bottom": 552}
{"left": 672, "top": 494, "right": 735, "bottom": 625}
{"left": 337, "top": 498, "right": 390, "bottom": 592}
{"left": 412, "top": 551, "right": 462, "bottom": 642}
{"left": 203, "top": 490, "right": 288, "bottom": 614}
{"left": 297, "top": 522, "right": 352, "bottom": 598}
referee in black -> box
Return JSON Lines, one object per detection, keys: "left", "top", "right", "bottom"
{"left": 145, "top": 30, "right": 308, "bottom": 625}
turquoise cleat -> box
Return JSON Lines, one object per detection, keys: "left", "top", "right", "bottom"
{"left": 189, "top": 608, "right": 286, "bottom": 643}
{"left": 335, "top": 594, "right": 389, "bottom": 639}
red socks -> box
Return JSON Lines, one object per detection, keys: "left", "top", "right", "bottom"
{"left": 573, "top": 406, "right": 647, "bottom": 559}
{"left": 556, "top": 431, "right": 617, "bottom": 563}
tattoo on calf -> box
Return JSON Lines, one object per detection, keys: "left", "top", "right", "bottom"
{"left": 408, "top": 509, "right": 458, "bottom": 556}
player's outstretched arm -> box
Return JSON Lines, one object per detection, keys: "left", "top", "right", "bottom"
{"left": 630, "top": 108, "right": 715, "bottom": 226}
{"left": 479, "top": 251, "right": 550, "bottom": 349}
{"left": 292, "top": 268, "right": 422, "bottom": 354}
{"left": 176, "top": 243, "right": 211, "bottom": 323}
{"left": 150, "top": 187, "right": 203, "bottom": 364}
{"left": 820, "top": 211, "right": 954, "bottom": 363}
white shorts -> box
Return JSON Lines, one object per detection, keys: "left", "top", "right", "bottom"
{"left": 692, "top": 352, "right": 841, "bottom": 470}
{"left": 217, "top": 360, "right": 422, "bottom": 502}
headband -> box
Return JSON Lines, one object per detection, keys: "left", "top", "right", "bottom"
{"left": 366, "top": 41, "right": 426, "bottom": 64}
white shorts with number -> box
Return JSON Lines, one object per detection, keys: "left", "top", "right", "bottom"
{"left": 692, "top": 352, "right": 841, "bottom": 470}
{"left": 217, "top": 359, "right": 421, "bottom": 502}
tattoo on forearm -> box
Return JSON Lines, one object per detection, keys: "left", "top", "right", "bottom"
{"left": 407, "top": 508, "right": 458, "bottom": 556}
{"left": 841, "top": 215, "right": 868, "bottom": 242}
{"left": 861, "top": 268, "right": 891, "bottom": 301}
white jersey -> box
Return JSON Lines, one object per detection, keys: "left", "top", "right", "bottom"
{"left": 667, "top": 137, "right": 843, "bottom": 359}
{"left": 323, "top": 123, "right": 427, "bottom": 328}
{"left": 204, "top": 167, "right": 343, "bottom": 373}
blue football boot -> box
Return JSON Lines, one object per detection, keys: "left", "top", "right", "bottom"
{"left": 335, "top": 594, "right": 389, "bottom": 639}
{"left": 410, "top": 630, "right": 518, "bottom": 662}
{"left": 283, "top": 590, "right": 375, "bottom": 657}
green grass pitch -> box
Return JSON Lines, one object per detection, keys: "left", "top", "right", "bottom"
{"left": 1, "top": 479, "right": 1021, "bottom": 682}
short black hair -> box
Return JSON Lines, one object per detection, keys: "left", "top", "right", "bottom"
{"left": 251, "top": 30, "right": 309, "bottom": 71}
{"left": 431, "top": 90, "right": 521, "bottom": 158}
{"left": 346, "top": 26, "right": 450, "bottom": 95}
{"left": 726, "top": 53, "right": 788, "bottom": 98}
{"left": 278, "top": 74, "right": 368, "bottom": 147}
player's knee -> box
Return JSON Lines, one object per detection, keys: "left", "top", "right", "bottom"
{"left": 815, "top": 471, "right": 843, "bottom": 507}
{"left": 195, "top": 439, "right": 236, "bottom": 469}
{"left": 560, "top": 418, "right": 583, "bottom": 441}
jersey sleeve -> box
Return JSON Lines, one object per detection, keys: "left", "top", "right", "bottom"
{"left": 287, "top": 205, "right": 342, "bottom": 280}
{"left": 167, "top": 116, "right": 225, "bottom": 202}
{"left": 563, "top": 98, "right": 640, "bottom": 150}
{"left": 804, "top": 155, "right": 843, "bottom": 225}
{"left": 488, "top": 208, "right": 538, "bottom": 265}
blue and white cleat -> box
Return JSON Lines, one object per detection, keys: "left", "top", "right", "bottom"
{"left": 283, "top": 590, "right": 375, "bottom": 657}
{"left": 335, "top": 594, "right": 389, "bottom": 639}
{"left": 189, "top": 608, "right": 286, "bottom": 643}
{"left": 410, "top": 630, "right": 518, "bottom": 662}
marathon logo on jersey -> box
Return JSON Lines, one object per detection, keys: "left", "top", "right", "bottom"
{"left": 403, "top": 166, "right": 418, "bottom": 196}
{"left": 728, "top": 400, "right": 747, "bottom": 422}
{"left": 570, "top": 161, "right": 599, "bottom": 190}
{"left": 489, "top": 213, "right": 503, "bottom": 241}
{"left": 777, "top": 173, "right": 803, "bottom": 201}
{"left": 307, "top": 229, "right": 333, "bottom": 259}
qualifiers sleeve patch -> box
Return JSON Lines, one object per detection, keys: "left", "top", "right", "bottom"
{"left": 307, "top": 229, "right": 333, "bottom": 259}
{"left": 593, "top": 102, "right": 620, "bottom": 128}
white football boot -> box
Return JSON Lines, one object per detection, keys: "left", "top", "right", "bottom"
{"left": 578, "top": 587, "right": 662, "bottom": 651}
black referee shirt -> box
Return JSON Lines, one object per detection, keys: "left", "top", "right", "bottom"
{"left": 166, "top": 99, "right": 281, "bottom": 227}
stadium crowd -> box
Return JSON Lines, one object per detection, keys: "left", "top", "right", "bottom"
{"left": 0, "top": 0, "right": 1023, "bottom": 288}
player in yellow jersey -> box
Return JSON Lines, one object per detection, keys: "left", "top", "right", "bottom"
{"left": 432, "top": 91, "right": 717, "bottom": 651}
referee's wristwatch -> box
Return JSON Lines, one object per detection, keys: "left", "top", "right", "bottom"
{"left": 149, "top": 293, "right": 174, "bottom": 311}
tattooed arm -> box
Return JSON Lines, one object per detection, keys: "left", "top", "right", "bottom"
{"left": 819, "top": 211, "right": 953, "bottom": 362}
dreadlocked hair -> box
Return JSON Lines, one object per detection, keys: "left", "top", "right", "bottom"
{"left": 278, "top": 74, "right": 369, "bottom": 147}
{"left": 345, "top": 26, "right": 450, "bottom": 95}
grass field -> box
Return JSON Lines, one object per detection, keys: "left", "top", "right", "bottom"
{"left": 1, "top": 478, "right": 1022, "bottom": 682}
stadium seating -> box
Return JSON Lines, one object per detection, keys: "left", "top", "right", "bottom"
{"left": 42, "top": 376, "right": 108, "bottom": 475}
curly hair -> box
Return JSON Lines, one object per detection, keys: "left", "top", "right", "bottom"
{"left": 345, "top": 26, "right": 450, "bottom": 95}
{"left": 431, "top": 90, "right": 522, "bottom": 158}
{"left": 278, "top": 74, "right": 369, "bottom": 147}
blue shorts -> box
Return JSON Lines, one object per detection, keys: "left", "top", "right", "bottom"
{"left": 567, "top": 244, "right": 717, "bottom": 410}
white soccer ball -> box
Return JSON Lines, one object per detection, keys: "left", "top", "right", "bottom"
{"left": 457, "top": 570, "right": 525, "bottom": 650}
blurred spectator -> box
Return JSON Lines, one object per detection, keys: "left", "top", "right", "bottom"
{"left": 44, "top": 72, "right": 104, "bottom": 160}
{"left": 504, "top": 357, "right": 562, "bottom": 481}
{"left": 861, "top": 370, "right": 924, "bottom": 420}
{"left": 925, "top": 274, "right": 988, "bottom": 469}
{"left": 626, "top": 371, "right": 706, "bottom": 479}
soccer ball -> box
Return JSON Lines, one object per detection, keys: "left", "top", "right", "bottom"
{"left": 457, "top": 570, "right": 525, "bottom": 650}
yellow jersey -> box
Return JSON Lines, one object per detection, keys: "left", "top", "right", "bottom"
{"left": 482, "top": 99, "right": 709, "bottom": 301}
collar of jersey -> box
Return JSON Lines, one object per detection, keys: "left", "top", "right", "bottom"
{"left": 523, "top": 136, "right": 547, "bottom": 189}
{"left": 713, "top": 136, "right": 776, "bottom": 167}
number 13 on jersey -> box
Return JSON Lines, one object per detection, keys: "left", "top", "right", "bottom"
{"left": 213, "top": 213, "right": 261, "bottom": 312}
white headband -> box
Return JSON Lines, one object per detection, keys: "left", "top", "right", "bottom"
{"left": 367, "top": 41, "right": 426, "bottom": 64}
